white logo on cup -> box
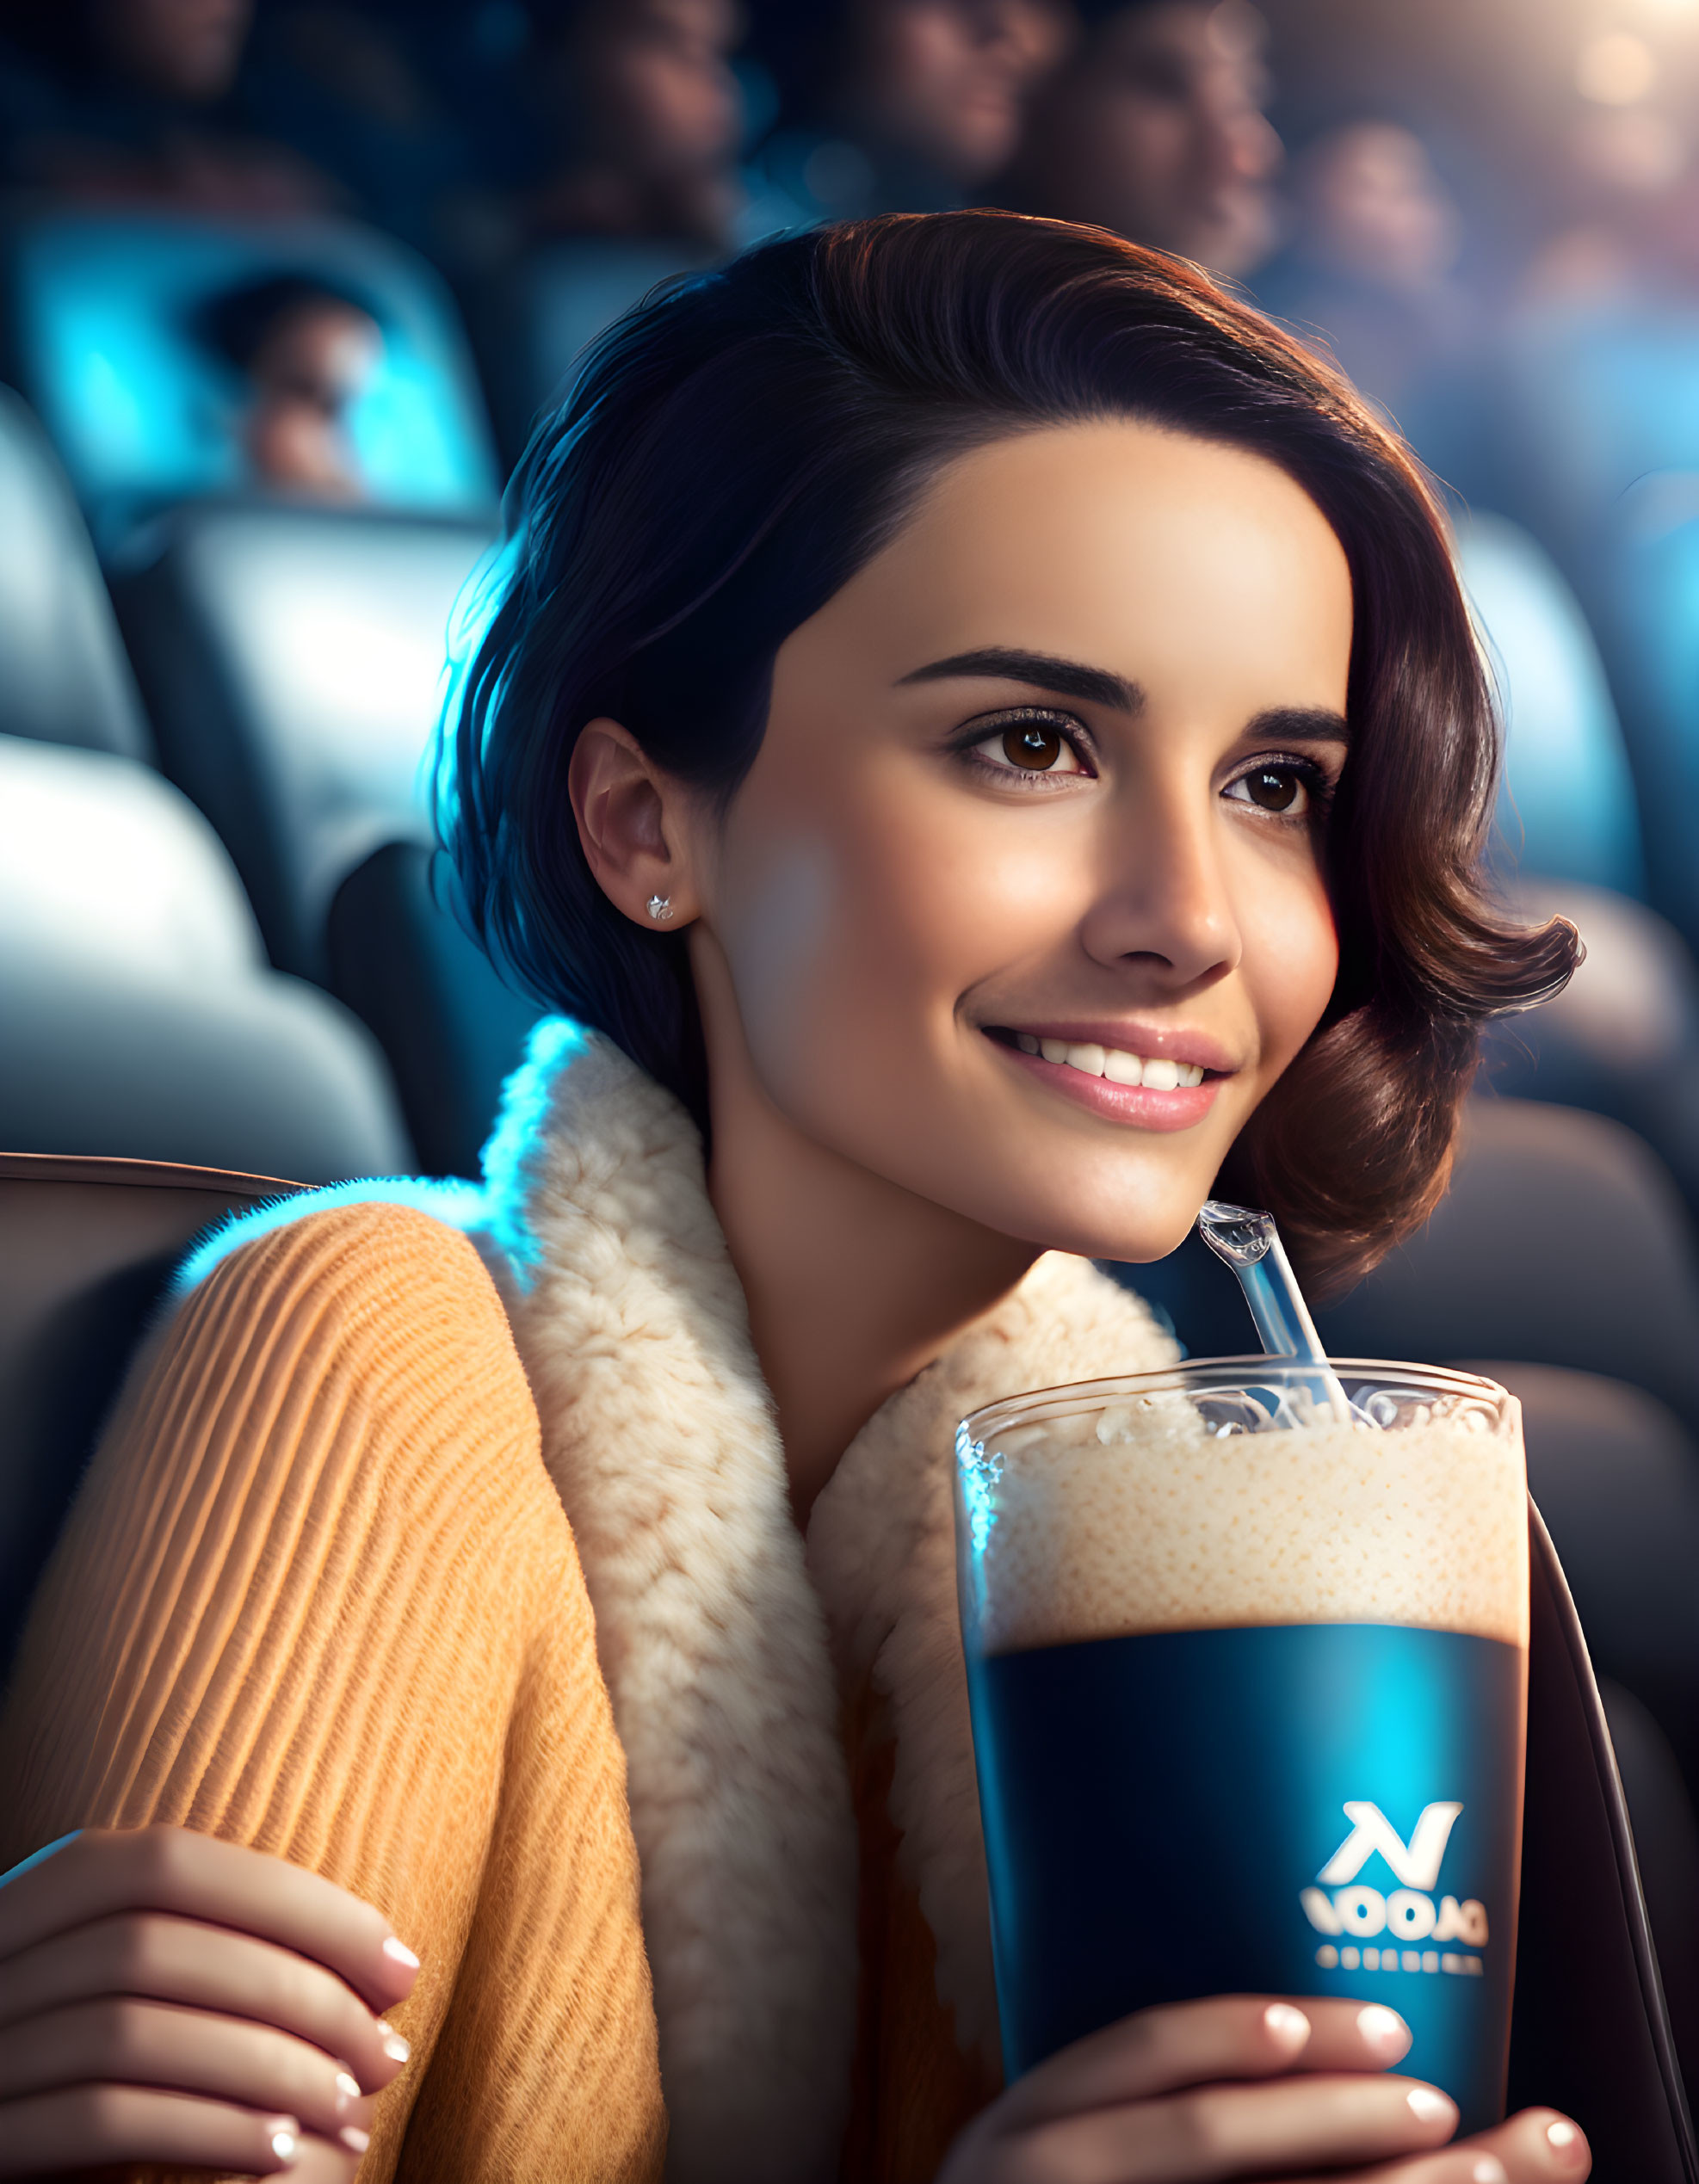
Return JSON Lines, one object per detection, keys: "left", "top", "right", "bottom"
{"left": 1319, "top": 1800, "right": 1461, "bottom": 1890}
{"left": 1301, "top": 1802, "right": 1489, "bottom": 1975}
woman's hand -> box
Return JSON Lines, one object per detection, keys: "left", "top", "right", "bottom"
{"left": 0, "top": 1826, "right": 420, "bottom": 2178}
{"left": 938, "top": 1995, "right": 1591, "bottom": 2183}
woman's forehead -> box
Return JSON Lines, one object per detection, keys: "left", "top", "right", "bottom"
{"left": 780, "top": 419, "right": 1354, "bottom": 713}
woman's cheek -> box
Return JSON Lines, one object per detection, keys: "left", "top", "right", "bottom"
{"left": 717, "top": 799, "right": 1010, "bottom": 1133}
{"left": 1238, "top": 861, "right": 1340, "bottom": 1081}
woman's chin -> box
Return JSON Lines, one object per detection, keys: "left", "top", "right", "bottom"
{"left": 990, "top": 1179, "right": 1211, "bottom": 1268}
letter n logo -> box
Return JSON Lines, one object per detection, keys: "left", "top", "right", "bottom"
{"left": 1318, "top": 1802, "right": 1463, "bottom": 1891}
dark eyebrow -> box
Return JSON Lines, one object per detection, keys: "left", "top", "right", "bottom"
{"left": 1244, "top": 705, "right": 1351, "bottom": 749}
{"left": 896, "top": 646, "right": 1143, "bottom": 713}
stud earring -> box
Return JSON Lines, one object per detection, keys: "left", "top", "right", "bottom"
{"left": 646, "top": 895, "right": 675, "bottom": 923}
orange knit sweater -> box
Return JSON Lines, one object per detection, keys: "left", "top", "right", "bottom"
{"left": 0, "top": 1197, "right": 1012, "bottom": 2183}
{"left": 0, "top": 1202, "right": 668, "bottom": 2184}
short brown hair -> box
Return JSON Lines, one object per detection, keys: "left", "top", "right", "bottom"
{"left": 444, "top": 209, "right": 1576, "bottom": 1294}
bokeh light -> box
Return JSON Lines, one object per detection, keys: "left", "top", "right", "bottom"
{"left": 1577, "top": 30, "right": 1659, "bottom": 104}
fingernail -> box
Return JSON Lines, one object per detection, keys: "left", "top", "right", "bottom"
{"left": 336, "top": 2068, "right": 361, "bottom": 2108}
{"left": 340, "top": 2125, "right": 372, "bottom": 2154}
{"left": 1407, "top": 2087, "right": 1454, "bottom": 2125}
{"left": 1473, "top": 2159, "right": 1509, "bottom": 2183}
{"left": 378, "top": 2021, "right": 411, "bottom": 2064}
{"left": 265, "top": 2115, "right": 301, "bottom": 2166}
{"left": 382, "top": 1934, "right": 420, "bottom": 1971}
{"left": 1356, "top": 2002, "right": 1409, "bottom": 2056}
{"left": 1547, "top": 2119, "right": 1587, "bottom": 2169}
{"left": 1263, "top": 2002, "right": 1311, "bottom": 2051}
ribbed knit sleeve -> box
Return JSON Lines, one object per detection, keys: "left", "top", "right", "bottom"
{"left": 0, "top": 1200, "right": 666, "bottom": 2184}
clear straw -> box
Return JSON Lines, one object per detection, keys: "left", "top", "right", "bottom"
{"left": 1196, "top": 1200, "right": 1354, "bottom": 1424}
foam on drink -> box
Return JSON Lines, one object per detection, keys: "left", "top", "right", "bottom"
{"left": 965, "top": 1382, "right": 1528, "bottom": 1657}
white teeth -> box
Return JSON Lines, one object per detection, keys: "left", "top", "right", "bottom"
{"left": 1013, "top": 1035, "right": 1210, "bottom": 1089}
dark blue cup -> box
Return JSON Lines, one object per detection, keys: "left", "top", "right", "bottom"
{"left": 955, "top": 1360, "right": 1528, "bottom": 2133}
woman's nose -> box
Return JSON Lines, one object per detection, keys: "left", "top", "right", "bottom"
{"left": 1078, "top": 792, "right": 1244, "bottom": 989}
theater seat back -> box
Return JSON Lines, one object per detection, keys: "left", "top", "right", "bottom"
{"left": 475, "top": 235, "right": 712, "bottom": 459}
{"left": 1591, "top": 496, "right": 1699, "bottom": 954}
{"left": 1455, "top": 510, "right": 1646, "bottom": 899}
{"left": 0, "top": 389, "right": 151, "bottom": 759}
{"left": 0, "top": 734, "right": 415, "bottom": 1182}
{"left": 0, "top": 1154, "right": 305, "bottom": 1682}
{"left": 0, "top": 732, "right": 261, "bottom": 984}
{"left": 114, "top": 504, "right": 495, "bottom": 977}
{"left": 1316, "top": 1099, "right": 1699, "bottom": 1434}
{"left": 1514, "top": 1507, "right": 1699, "bottom": 2179}
{"left": 327, "top": 841, "right": 543, "bottom": 1181}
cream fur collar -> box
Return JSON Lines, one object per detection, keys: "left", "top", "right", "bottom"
{"left": 475, "top": 1026, "right": 1179, "bottom": 2184}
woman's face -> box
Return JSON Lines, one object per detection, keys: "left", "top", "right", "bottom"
{"left": 687, "top": 419, "right": 1352, "bottom": 1263}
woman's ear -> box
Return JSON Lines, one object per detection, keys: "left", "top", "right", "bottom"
{"left": 568, "top": 717, "right": 701, "bottom": 929}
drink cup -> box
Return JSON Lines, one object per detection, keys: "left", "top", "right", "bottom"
{"left": 955, "top": 1359, "right": 1528, "bottom": 2132}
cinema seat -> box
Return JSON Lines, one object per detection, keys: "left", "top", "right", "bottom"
{"left": 1590, "top": 494, "right": 1699, "bottom": 955}
{"left": 1469, "top": 1366, "right": 1699, "bottom": 1794}
{"left": 0, "top": 386, "right": 152, "bottom": 760}
{"left": 327, "top": 840, "right": 542, "bottom": 1180}
{"left": 1598, "top": 1679, "right": 1699, "bottom": 2096}
{"left": 0, "top": 205, "right": 500, "bottom": 548}
{"left": 473, "top": 236, "right": 713, "bottom": 461}
{"left": 1313, "top": 1099, "right": 1699, "bottom": 1435}
{"left": 0, "top": 733, "right": 413, "bottom": 1181}
{"left": 1128, "top": 1097, "right": 1699, "bottom": 1436}
{"left": 1481, "top": 879, "right": 1699, "bottom": 1223}
{"left": 112, "top": 503, "right": 495, "bottom": 978}
{"left": 0, "top": 1152, "right": 304, "bottom": 1683}
{"left": 1454, "top": 510, "right": 1646, "bottom": 900}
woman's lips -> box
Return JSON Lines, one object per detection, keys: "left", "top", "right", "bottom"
{"left": 989, "top": 1029, "right": 1227, "bottom": 1131}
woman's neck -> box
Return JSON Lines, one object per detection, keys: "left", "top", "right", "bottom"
{"left": 695, "top": 954, "right": 1040, "bottom": 1527}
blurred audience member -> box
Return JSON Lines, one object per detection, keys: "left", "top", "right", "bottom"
{"left": 749, "top": 0, "right": 1072, "bottom": 225}
{"left": 994, "top": 0, "right": 1280, "bottom": 277}
{"left": 1255, "top": 120, "right": 1471, "bottom": 416}
{"left": 196, "top": 271, "right": 381, "bottom": 498}
{"left": 239, "top": 3, "right": 480, "bottom": 261}
{"left": 453, "top": 0, "right": 753, "bottom": 455}
{"left": 520, "top": 0, "right": 747, "bottom": 250}
{"left": 0, "top": 0, "right": 338, "bottom": 209}
{"left": 1521, "top": 149, "right": 1699, "bottom": 316}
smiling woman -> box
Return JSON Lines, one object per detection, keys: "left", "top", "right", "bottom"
{"left": 453, "top": 211, "right": 1572, "bottom": 1297}
{"left": 0, "top": 212, "right": 1587, "bottom": 2184}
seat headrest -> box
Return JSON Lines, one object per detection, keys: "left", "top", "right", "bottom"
{"left": 1455, "top": 510, "right": 1646, "bottom": 899}
{"left": 0, "top": 389, "right": 152, "bottom": 758}
{"left": 114, "top": 504, "right": 496, "bottom": 976}
{"left": 0, "top": 732, "right": 263, "bottom": 984}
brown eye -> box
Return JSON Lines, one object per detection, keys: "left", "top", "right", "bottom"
{"left": 1003, "top": 724, "right": 1064, "bottom": 771}
{"left": 1232, "top": 766, "right": 1307, "bottom": 814}
{"left": 967, "top": 712, "right": 1089, "bottom": 780}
